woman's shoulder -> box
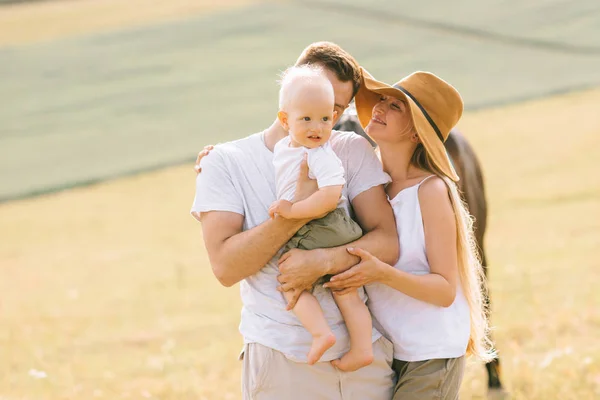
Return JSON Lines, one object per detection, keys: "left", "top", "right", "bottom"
{"left": 417, "top": 176, "right": 456, "bottom": 238}
{"left": 417, "top": 175, "right": 452, "bottom": 209}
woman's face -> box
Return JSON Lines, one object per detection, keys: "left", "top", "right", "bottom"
{"left": 365, "top": 94, "right": 414, "bottom": 144}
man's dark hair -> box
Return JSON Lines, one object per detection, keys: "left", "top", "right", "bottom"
{"left": 295, "top": 42, "right": 361, "bottom": 98}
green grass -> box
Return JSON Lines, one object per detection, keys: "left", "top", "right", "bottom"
{"left": 2, "top": 0, "right": 600, "bottom": 201}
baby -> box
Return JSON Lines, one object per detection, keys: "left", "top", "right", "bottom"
{"left": 269, "top": 65, "right": 373, "bottom": 371}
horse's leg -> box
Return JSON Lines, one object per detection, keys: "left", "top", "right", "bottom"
{"left": 473, "top": 172, "right": 506, "bottom": 395}
{"left": 479, "top": 242, "right": 503, "bottom": 390}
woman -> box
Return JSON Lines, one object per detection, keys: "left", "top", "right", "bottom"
{"left": 323, "top": 68, "right": 494, "bottom": 399}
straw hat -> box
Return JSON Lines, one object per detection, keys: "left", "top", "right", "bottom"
{"left": 355, "top": 67, "right": 463, "bottom": 181}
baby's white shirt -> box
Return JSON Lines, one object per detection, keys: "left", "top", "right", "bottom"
{"left": 273, "top": 136, "right": 346, "bottom": 202}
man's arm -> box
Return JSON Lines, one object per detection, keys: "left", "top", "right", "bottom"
{"left": 322, "top": 183, "right": 399, "bottom": 272}
{"left": 200, "top": 211, "right": 306, "bottom": 287}
{"left": 277, "top": 184, "right": 399, "bottom": 291}
{"left": 195, "top": 152, "right": 316, "bottom": 287}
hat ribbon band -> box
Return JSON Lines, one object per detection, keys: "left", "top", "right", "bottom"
{"left": 393, "top": 84, "right": 443, "bottom": 142}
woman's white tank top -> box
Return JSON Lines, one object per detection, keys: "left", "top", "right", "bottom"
{"left": 366, "top": 176, "right": 470, "bottom": 361}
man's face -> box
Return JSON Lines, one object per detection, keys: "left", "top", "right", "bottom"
{"left": 321, "top": 68, "right": 354, "bottom": 126}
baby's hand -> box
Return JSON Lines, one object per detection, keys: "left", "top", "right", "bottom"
{"left": 269, "top": 200, "right": 294, "bottom": 219}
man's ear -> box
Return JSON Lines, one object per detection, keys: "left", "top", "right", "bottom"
{"left": 277, "top": 111, "right": 289, "bottom": 130}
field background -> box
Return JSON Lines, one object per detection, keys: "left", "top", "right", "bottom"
{"left": 1, "top": 0, "right": 599, "bottom": 399}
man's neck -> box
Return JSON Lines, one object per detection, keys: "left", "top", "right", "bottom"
{"left": 263, "top": 120, "right": 288, "bottom": 152}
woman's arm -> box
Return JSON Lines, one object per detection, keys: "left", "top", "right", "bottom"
{"left": 277, "top": 184, "right": 398, "bottom": 308}
{"left": 325, "top": 177, "right": 459, "bottom": 307}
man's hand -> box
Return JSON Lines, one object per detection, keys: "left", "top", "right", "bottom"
{"left": 194, "top": 145, "right": 214, "bottom": 174}
{"left": 269, "top": 200, "right": 293, "bottom": 219}
{"left": 293, "top": 154, "right": 318, "bottom": 202}
{"left": 278, "top": 248, "right": 330, "bottom": 308}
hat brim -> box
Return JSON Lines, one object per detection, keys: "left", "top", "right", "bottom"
{"left": 355, "top": 69, "right": 460, "bottom": 182}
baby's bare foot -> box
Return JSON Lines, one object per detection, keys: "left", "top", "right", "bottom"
{"left": 307, "top": 332, "right": 336, "bottom": 365}
{"left": 330, "top": 348, "right": 374, "bottom": 372}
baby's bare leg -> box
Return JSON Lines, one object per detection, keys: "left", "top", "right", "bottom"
{"left": 284, "top": 289, "right": 336, "bottom": 365}
{"left": 330, "top": 290, "right": 374, "bottom": 372}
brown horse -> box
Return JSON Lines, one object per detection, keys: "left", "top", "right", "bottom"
{"left": 334, "top": 112, "right": 504, "bottom": 392}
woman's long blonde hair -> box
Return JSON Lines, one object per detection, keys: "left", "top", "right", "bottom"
{"left": 411, "top": 144, "right": 496, "bottom": 362}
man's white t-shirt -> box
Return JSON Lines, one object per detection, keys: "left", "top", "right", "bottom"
{"left": 273, "top": 136, "right": 346, "bottom": 203}
{"left": 191, "top": 130, "right": 390, "bottom": 362}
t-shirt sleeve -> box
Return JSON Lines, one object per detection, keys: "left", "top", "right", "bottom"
{"left": 307, "top": 147, "right": 346, "bottom": 189}
{"left": 344, "top": 134, "right": 391, "bottom": 202}
{"left": 190, "top": 147, "right": 244, "bottom": 221}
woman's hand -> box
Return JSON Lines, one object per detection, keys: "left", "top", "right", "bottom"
{"left": 194, "top": 145, "right": 215, "bottom": 174}
{"left": 324, "top": 247, "right": 390, "bottom": 295}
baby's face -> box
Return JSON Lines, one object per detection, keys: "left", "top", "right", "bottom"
{"left": 286, "top": 83, "right": 336, "bottom": 149}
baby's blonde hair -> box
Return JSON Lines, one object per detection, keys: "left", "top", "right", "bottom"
{"left": 278, "top": 64, "right": 333, "bottom": 110}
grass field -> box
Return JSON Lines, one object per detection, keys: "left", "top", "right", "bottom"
{"left": 0, "top": 0, "right": 258, "bottom": 46}
{"left": 1, "top": 86, "right": 599, "bottom": 399}
{"left": 1, "top": 0, "right": 599, "bottom": 399}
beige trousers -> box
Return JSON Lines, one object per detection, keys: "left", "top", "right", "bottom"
{"left": 241, "top": 336, "right": 395, "bottom": 400}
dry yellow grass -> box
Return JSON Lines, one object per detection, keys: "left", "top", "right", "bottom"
{"left": 0, "top": 0, "right": 260, "bottom": 47}
{"left": 456, "top": 88, "right": 600, "bottom": 399}
{"left": 1, "top": 87, "right": 599, "bottom": 399}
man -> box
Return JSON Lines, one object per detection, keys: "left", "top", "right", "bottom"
{"left": 192, "top": 42, "right": 398, "bottom": 399}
